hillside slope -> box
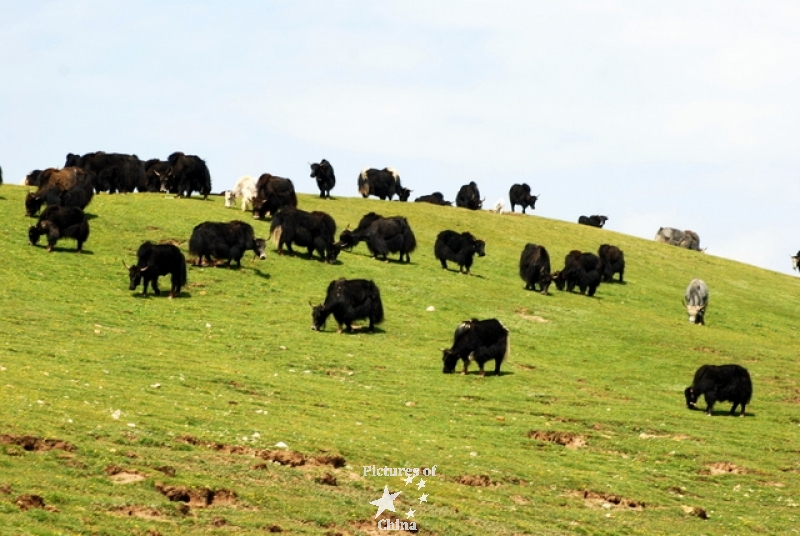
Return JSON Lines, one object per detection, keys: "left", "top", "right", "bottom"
{"left": 0, "top": 185, "right": 798, "bottom": 535}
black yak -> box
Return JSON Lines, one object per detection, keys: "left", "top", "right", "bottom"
{"left": 188, "top": 220, "right": 267, "bottom": 267}
{"left": 310, "top": 159, "right": 336, "bottom": 199}
{"left": 598, "top": 244, "right": 625, "bottom": 283}
{"left": 311, "top": 278, "right": 384, "bottom": 333}
{"left": 578, "top": 215, "right": 608, "bottom": 228}
{"left": 28, "top": 206, "right": 89, "bottom": 252}
{"left": 553, "top": 251, "right": 601, "bottom": 296}
{"left": 508, "top": 183, "right": 538, "bottom": 214}
{"left": 270, "top": 207, "right": 339, "bottom": 262}
{"left": 414, "top": 192, "right": 452, "bottom": 206}
{"left": 253, "top": 173, "right": 297, "bottom": 219}
{"left": 685, "top": 364, "right": 752, "bottom": 416}
{"left": 442, "top": 318, "right": 510, "bottom": 376}
{"left": 337, "top": 212, "right": 416, "bottom": 263}
{"left": 455, "top": 181, "right": 483, "bottom": 210}
{"left": 126, "top": 242, "right": 187, "bottom": 298}
{"left": 65, "top": 151, "right": 146, "bottom": 193}
{"left": 519, "top": 244, "right": 551, "bottom": 294}
{"left": 357, "top": 168, "right": 410, "bottom": 201}
{"left": 434, "top": 230, "right": 485, "bottom": 274}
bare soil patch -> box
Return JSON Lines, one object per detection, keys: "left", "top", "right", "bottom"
{"left": 529, "top": 430, "right": 586, "bottom": 449}
{"left": 0, "top": 434, "right": 75, "bottom": 452}
{"left": 177, "top": 435, "right": 345, "bottom": 468}
{"left": 681, "top": 505, "right": 708, "bottom": 519}
{"left": 155, "top": 484, "right": 237, "bottom": 508}
{"left": 16, "top": 494, "right": 58, "bottom": 512}
{"left": 315, "top": 473, "right": 338, "bottom": 486}
{"left": 701, "top": 462, "right": 749, "bottom": 475}
{"left": 577, "top": 490, "right": 645, "bottom": 510}
{"left": 105, "top": 465, "right": 147, "bottom": 484}
{"left": 458, "top": 475, "right": 493, "bottom": 487}
{"left": 111, "top": 505, "right": 164, "bottom": 521}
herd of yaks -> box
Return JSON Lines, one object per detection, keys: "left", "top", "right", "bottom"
{"left": 0, "top": 154, "right": 760, "bottom": 414}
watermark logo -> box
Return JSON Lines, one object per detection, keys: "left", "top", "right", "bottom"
{"left": 363, "top": 465, "right": 437, "bottom": 531}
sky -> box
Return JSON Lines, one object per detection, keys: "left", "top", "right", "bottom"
{"left": 2, "top": 1, "right": 799, "bottom": 275}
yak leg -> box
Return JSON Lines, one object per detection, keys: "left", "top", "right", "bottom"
{"left": 461, "top": 359, "right": 469, "bottom": 375}
{"left": 739, "top": 402, "right": 746, "bottom": 416}
{"left": 478, "top": 363, "right": 486, "bottom": 377}
{"left": 704, "top": 393, "right": 716, "bottom": 416}
{"left": 440, "top": 258, "right": 448, "bottom": 270}
{"left": 493, "top": 358, "right": 502, "bottom": 376}
{"left": 151, "top": 277, "right": 161, "bottom": 296}
{"left": 729, "top": 402, "right": 739, "bottom": 415}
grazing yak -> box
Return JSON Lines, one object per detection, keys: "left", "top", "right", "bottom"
{"left": 455, "top": 181, "right": 483, "bottom": 210}
{"left": 598, "top": 244, "right": 625, "bottom": 283}
{"left": 442, "top": 318, "right": 510, "bottom": 376}
{"left": 684, "top": 278, "right": 709, "bottom": 325}
{"left": 156, "top": 152, "right": 212, "bottom": 199}
{"left": 792, "top": 251, "right": 800, "bottom": 272}
{"left": 65, "top": 151, "right": 147, "bottom": 193}
{"left": 143, "top": 159, "right": 170, "bottom": 192}
{"left": 414, "top": 192, "right": 452, "bottom": 206}
{"left": 519, "top": 244, "right": 551, "bottom": 294}
{"left": 270, "top": 207, "right": 339, "bottom": 262}
{"left": 553, "top": 250, "right": 602, "bottom": 296}
{"left": 685, "top": 364, "right": 752, "bottom": 416}
{"left": 188, "top": 220, "right": 267, "bottom": 267}
{"left": 655, "top": 227, "right": 702, "bottom": 251}
{"left": 253, "top": 173, "right": 297, "bottom": 219}
{"left": 310, "top": 159, "right": 336, "bottom": 199}
{"left": 578, "top": 215, "right": 608, "bottom": 228}
{"left": 224, "top": 175, "right": 257, "bottom": 211}
{"left": 337, "top": 212, "right": 417, "bottom": 263}
{"left": 126, "top": 242, "right": 187, "bottom": 298}
{"left": 25, "top": 167, "right": 94, "bottom": 217}
{"left": 311, "top": 278, "right": 384, "bottom": 333}
{"left": 508, "top": 184, "right": 538, "bottom": 214}
{"left": 434, "top": 230, "right": 485, "bottom": 274}
{"left": 28, "top": 206, "right": 89, "bottom": 252}
{"left": 357, "top": 167, "right": 410, "bottom": 201}
{"left": 24, "top": 169, "right": 46, "bottom": 187}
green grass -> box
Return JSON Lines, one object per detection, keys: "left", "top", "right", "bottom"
{"left": 0, "top": 185, "right": 799, "bottom": 535}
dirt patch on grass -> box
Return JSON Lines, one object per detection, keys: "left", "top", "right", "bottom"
{"left": 458, "top": 475, "right": 493, "bottom": 487}
{"left": 681, "top": 505, "right": 708, "bottom": 519}
{"left": 0, "top": 434, "right": 75, "bottom": 452}
{"left": 111, "top": 505, "right": 164, "bottom": 520}
{"left": 155, "top": 483, "right": 237, "bottom": 508}
{"left": 515, "top": 308, "right": 549, "bottom": 323}
{"left": 177, "top": 435, "right": 345, "bottom": 468}
{"left": 105, "top": 466, "right": 147, "bottom": 484}
{"left": 701, "top": 462, "right": 749, "bottom": 475}
{"left": 529, "top": 430, "right": 586, "bottom": 449}
{"left": 16, "top": 494, "right": 58, "bottom": 512}
{"left": 577, "top": 490, "right": 645, "bottom": 510}
{"left": 315, "top": 473, "right": 338, "bottom": 486}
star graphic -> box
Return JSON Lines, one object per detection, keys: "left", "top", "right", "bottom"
{"left": 403, "top": 475, "right": 414, "bottom": 486}
{"left": 370, "top": 486, "right": 402, "bottom": 518}
{"left": 417, "top": 478, "right": 426, "bottom": 490}
{"left": 406, "top": 508, "right": 416, "bottom": 518}
{"left": 418, "top": 493, "right": 428, "bottom": 503}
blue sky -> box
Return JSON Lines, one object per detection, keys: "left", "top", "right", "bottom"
{"left": 2, "top": 2, "right": 799, "bottom": 274}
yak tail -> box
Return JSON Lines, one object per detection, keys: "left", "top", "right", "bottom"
{"left": 270, "top": 225, "right": 283, "bottom": 246}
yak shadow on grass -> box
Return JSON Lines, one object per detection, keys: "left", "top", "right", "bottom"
{"left": 459, "top": 369, "right": 514, "bottom": 377}
{"left": 85, "top": 213, "right": 99, "bottom": 221}
{"left": 313, "top": 326, "right": 385, "bottom": 335}
{"left": 687, "top": 407, "right": 755, "bottom": 418}
{"left": 32, "top": 246, "right": 94, "bottom": 255}
{"left": 131, "top": 290, "right": 191, "bottom": 299}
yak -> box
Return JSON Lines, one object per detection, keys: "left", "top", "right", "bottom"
{"left": 578, "top": 215, "right": 608, "bottom": 228}
{"left": 553, "top": 251, "right": 601, "bottom": 296}
{"left": 126, "top": 242, "right": 187, "bottom": 298}
{"left": 253, "top": 173, "right": 297, "bottom": 219}
{"left": 357, "top": 167, "right": 410, "bottom": 201}
{"left": 455, "top": 181, "right": 483, "bottom": 210}
{"left": 310, "top": 159, "right": 336, "bottom": 199}
{"left": 414, "top": 192, "right": 452, "bottom": 206}
{"left": 25, "top": 167, "right": 94, "bottom": 217}
{"left": 684, "top": 278, "right": 709, "bottom": 325}
{"left": 519, "top": 244, "right": 551, "bottom": 294}
{"left": 224, "top": 175, "right": 257, "bottom": 211}
{"left": 270, "top": 206, "right": 339, "bottom": 262}
{"left": 156, "top": 152, "right": 212, "bottom": 199}
{"left": 508, "top": 184, "right": 538, "bottom": 214}
{"left": 337, "top": 212, "right": 416, "bottom": 263}
{"left": 311, "top": 278, "right": 384, "bottom": 333}
{"left": 65, "top": 151, "right": 146, "bottom": 193}
{"left": 442, "top": 318, "right": 510, "bottom": 376}
{"left": 188, "top": 220, "right": 267, "bottom": 267}
{"left": 598, "top": 244, "right": 625, "bottom": 283}
{"left": 28, "top": 206, "right": 89, "bottom": 252}
{"left": 434, "top": 230, "right": 485, "bottom": 274}
{"left": 685, "top": 364, "right": 752, "bottom": 416}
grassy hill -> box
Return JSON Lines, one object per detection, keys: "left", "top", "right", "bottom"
{"left": 0, "top": 185, "right": 798, "bottom": 535}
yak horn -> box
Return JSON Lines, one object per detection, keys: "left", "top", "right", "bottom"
{"left": 122, "top": 260, "right": 130, "bottom": 269}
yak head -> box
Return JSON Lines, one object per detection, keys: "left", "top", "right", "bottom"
{"left": 25, "top": 192, "right": 44, "bottom": 217}
{"left": 684, "top": 386, "right": 698, "bottom": 409}
{"left": 327, "top": 242, "right": 342, "bottom": 264}
{"left": 124, "top": 261, "right": 147, "bottom": 290}
{"left": 309, "top": 301, "right": 327, "bottom": 331}
{"left": 550, "top": 271, "right": 566, "bottom": 291}
{"left": 474, "top": 239, "right": 486, "bottom": 257}
{"left": 792, "top": 252, "right": 800, "bottom": 271}
{"left": 254, "top": 238, "right": 267, "bottom": 260}
{"left": 336, "top": 228, "right": 358, "bottom": 251}
{"left": 683, "top": 299, "right": 707, "bottom": 325}
{"left": 28, "top": 224, "right": 44, "bottom": 246}
{"left": 224, "top": 190, "right": 236, "bottom": 208}
{"left": 441, "top": 348, "right": 462, "bottom": 374}
{"left": 397, "top": 187, "right": 412, "bottom": 202}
